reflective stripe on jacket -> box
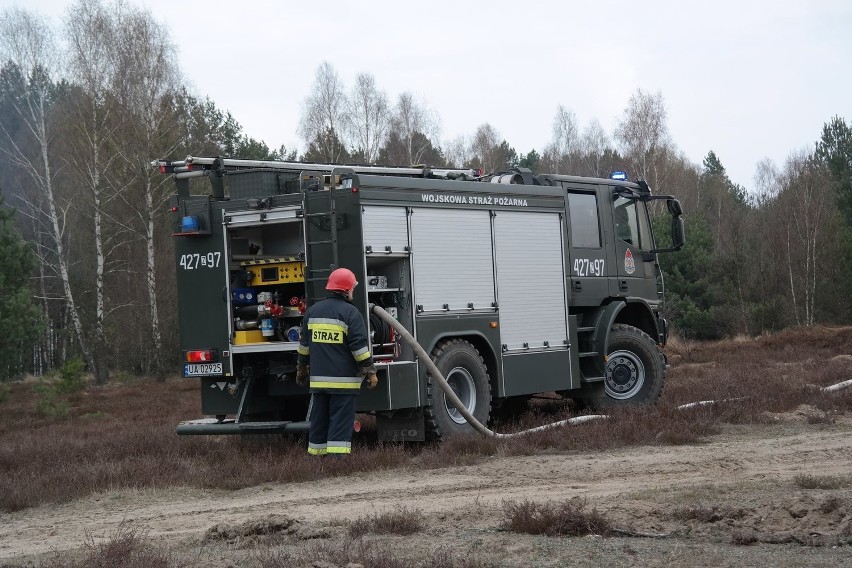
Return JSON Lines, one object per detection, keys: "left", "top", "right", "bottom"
{"left": 298, "top": 295, "right": 373, "bottom": 391}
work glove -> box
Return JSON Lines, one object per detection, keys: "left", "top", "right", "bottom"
{"left": 359, "top": 364, "right": 378, "bottom": 389}
{"left": 296, "top": 364, "right": 309, "bottom": 386}
{"left": 365, "top": 373, "right": 378, "bottom": 389}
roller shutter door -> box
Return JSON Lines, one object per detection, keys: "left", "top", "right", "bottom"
{"left": 493, "top": 211, "right": 568, "bottom": 351}
{"left": 362, "top": 206, "right": 409, "bottom": 253}
{"left": 410, "top": 208, "right": 495, "bottom": 313}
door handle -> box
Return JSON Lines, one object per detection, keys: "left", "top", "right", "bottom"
{"left": 619, "top": 280, "right": 628, "bottom": 292}
{"left": 572, "top": 280, "right": 582, "bottom": 292}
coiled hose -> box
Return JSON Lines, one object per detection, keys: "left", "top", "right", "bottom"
{"left": 370, "top": 305, "right": 606, "bottom": 438}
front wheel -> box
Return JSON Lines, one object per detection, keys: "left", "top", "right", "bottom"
{"left": 604, "top": 324, "right": 665, "bottom": 405}
{"left": 424, "top": 339, "right": 492, "bottom": 441}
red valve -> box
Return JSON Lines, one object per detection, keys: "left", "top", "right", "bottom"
{"left": 264, "top": 300, "right": 283, "bottom": 317}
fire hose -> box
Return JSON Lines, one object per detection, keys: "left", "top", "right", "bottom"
{"left": 369, "top": 304, "right": 607, "bottom": 438}
{"left": 369, "top": 305, "right": 852, "bottom": 438}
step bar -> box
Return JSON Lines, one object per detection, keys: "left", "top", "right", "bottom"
{"left": 176, "top": 418, "right": 310, "bottom": 436}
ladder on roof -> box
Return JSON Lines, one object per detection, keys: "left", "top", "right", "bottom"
{"left": 166, "top": 155, "right": 479, "bottom": 180}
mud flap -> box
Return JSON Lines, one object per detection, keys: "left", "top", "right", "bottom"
{"left": 376, "top": 408, "right": 426, "bottom": 442}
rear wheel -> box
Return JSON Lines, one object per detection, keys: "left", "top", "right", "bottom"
{"left": 424, "top": 339, "right": 492, "bottom": 441}
{"left": 604, "top": 324, "right": 665, "bottom": 405}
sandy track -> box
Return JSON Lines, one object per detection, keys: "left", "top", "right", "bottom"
{"left": 2, "top": 420, "right": 851, "bottom": 560}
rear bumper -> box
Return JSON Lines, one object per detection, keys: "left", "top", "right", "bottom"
{"left": 176, "top": 418, "right": 310, "bottom": 436}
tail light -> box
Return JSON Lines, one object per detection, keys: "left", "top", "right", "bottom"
{"left": 185, "top": 349, "right": 217, "bottom": 363}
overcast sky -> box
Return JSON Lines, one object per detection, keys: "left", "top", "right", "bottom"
{"left": 22, "top": 0, "right": 852, "bottom": 192}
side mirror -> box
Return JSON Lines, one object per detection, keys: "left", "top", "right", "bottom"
{"left": 667, "top": 198, "right": 683, "bottom": 217}
{"left": 671, "top": 216, "right": 685, "bottom": 251}
{"left": 648, "top": 198, "right": 686, "bottom": 254}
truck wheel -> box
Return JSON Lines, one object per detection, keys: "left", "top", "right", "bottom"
{"left": 424, "top": 339, "right": 492, "bottom": 441}
{"left": 605, "top": 324, "right": 665, "bottom": 404}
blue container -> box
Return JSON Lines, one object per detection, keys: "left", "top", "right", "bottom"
{"left": 232, "top": 288, "right": 257, "bottom": 306}
{"left": 180, "top": 216, "right": 200, "bottom": 232}
{"left": 286, "top": 326, "right": 301, "bottom": 342}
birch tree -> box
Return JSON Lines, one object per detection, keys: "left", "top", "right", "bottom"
{"left": 0, "top": 8, "right": 97, "bottom": 374}
{"left": 615, "top": 89, "right": 670, "bottom": 188}
{"left": 443, "top": 135, "right": 470, "bottom": 170}
{"left": 384, "top": 92, "right": 441, "bottom": 165}
{"left": 468, "top": 123, "right": 505, "bottom": 174}
{"left": 778, "top": 151, "right": 831, "bottom": 326}
{"left": 64, "top": 0, "right": 122, "bottom": 382}
{"left": 298, "top": 62, "right": 348, "bottom": 162}
{"left": 346, "top": 72, "right": 390, "bottom": 163}
{"left": 541, "top": 105, "right": 579, "bottom": 173}
{"left": 110, "top": 4, "right": 178, "bottom": 374}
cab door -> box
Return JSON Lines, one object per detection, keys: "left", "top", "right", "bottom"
{"left": 565, "top": 190, "right": 609, "bottom": 306}
{"left": 611, "top": 195, "right": 657, "bottom": 299}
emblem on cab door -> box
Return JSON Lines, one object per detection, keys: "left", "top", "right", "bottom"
{"left": 624, "top": 249, "right": 636, "bottom": 275}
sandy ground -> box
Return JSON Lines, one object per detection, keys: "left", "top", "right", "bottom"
{"left": 2, "top": 410, "right": 852, "bottom": 567}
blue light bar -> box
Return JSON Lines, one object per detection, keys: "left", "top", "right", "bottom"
{"left": 610, "top": 171, "right": 628, "bottom": 181}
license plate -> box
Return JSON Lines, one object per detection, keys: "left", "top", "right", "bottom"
{"left": 183, "top": 363, "right": 223, "bottom": 377}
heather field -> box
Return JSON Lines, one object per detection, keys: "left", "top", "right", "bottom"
{"left": 1, "top": 326, "right": 851, "bottom": 567}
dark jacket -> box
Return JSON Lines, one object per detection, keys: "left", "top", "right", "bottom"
{"left": 297, "top": 294, "right": 374, "bottom": 391}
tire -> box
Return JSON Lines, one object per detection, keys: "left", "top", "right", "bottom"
{"left": 424, "top": 339, "right": 492, "bottom": 441}
{"left": 604, "top": 324, "right": 665, "bottom": 405}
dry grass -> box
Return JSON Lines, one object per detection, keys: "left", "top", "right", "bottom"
{"left": 793, "top": 474, "right": 852, "bottom": 490}
{"left": 664, "top": 325, "right": 852, "bottom": 421}
{"left": 257, "top": 540, "right": 496, "bottom": 568}
{"left": 0, "top": 378, "right": 411, "bottom": 512}
{"left": 0, "top": 325, "right": 850, "bottom": 513}
{"left": 15, "top": 523, "right": 493, "bottom": 568}
{"left": 35, "top": 522, "right": 174, "bottom": 568}
{"left": 349, "top": 505, "right": 427, "bottom": 538}
{"left": 500, "top": 498, "right": 612, "bottom": 536}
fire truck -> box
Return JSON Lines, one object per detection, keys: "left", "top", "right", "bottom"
{"left": 158, "top": 157, "right": 684, "bottom": 441}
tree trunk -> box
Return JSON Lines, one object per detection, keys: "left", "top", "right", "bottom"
{"left": 144, "top": 173, "right": 163, "bottom": 377}
{"left": 786, "top": 224, "right": 800, "bottom": 326}
{"left": 91, "top": 113, "right": 109, "bottom": 384}
{"left": 37, "top": 105, "right": 95, "bottom": 374}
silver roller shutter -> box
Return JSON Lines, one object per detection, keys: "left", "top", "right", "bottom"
{"left": 410, "top": 208, "right": 495, "bottom": 312}
{"left": 362, "top": 206, "right": 409, "bottom": 253}
{"left": 494, "top": 211, "right": 568, "bottom": 351}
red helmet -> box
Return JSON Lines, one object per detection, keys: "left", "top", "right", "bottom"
{"left": 326, "top": 268, "right": 357, "bottom": 292}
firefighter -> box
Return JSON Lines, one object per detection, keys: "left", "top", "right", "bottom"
{"left": 296, "top": 268, "right": 377, "bottom": 456}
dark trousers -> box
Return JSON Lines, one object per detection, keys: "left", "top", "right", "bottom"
{"left": 308, "top": 391, "right": 357, "bottom": 455}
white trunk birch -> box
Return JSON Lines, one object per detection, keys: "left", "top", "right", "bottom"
{"left": 109, "top": 5, "right": 178, "bottom": 374}
{"left": 65, "top": 0, "right": 125, "bottom": 383}
{"left": 0, "top": 7, "right": 95, "bottom": 372}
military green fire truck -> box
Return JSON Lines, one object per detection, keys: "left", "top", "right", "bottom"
{"left": 157, "top": 156, "right": 684, "bottom": 441}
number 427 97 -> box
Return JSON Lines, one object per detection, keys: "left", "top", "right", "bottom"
{"left": 179, "top": 252, "right": 221, "bottom": 270}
